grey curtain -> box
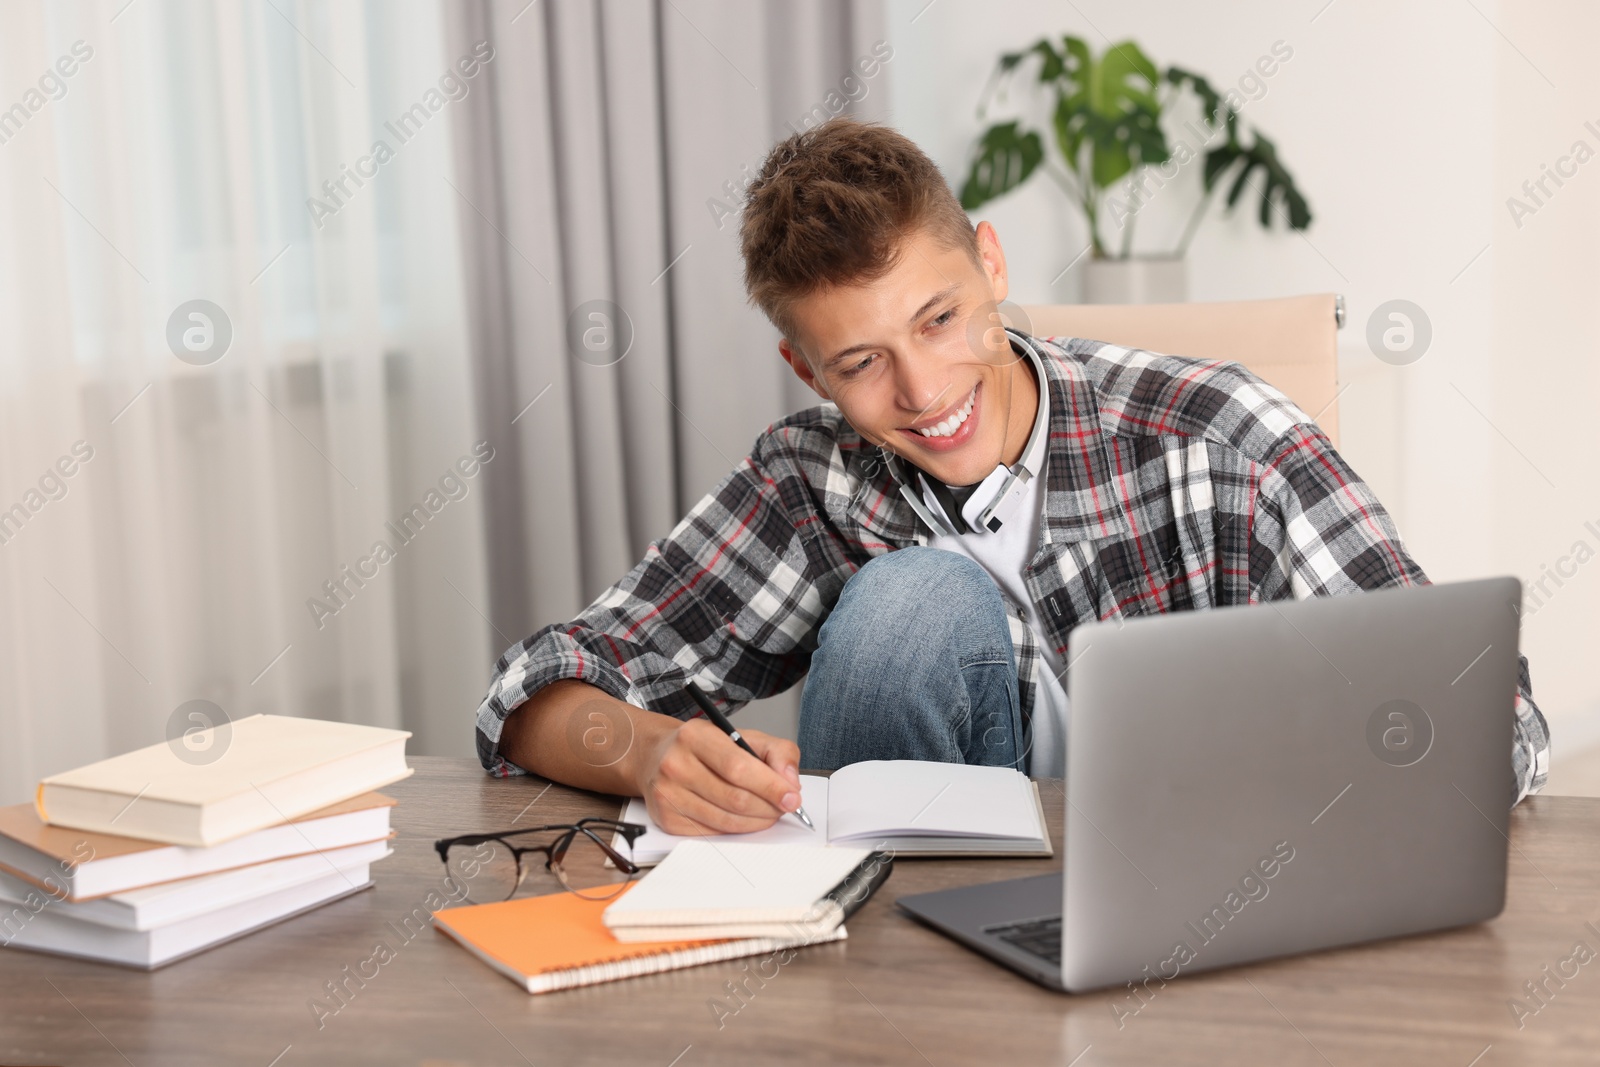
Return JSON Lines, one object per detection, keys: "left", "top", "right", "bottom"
{"left": 445, "top": 0, "right": 892, "bottom": 735}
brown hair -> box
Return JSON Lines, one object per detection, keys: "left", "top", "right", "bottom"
{"left": 739, "top": 117, "right": 980, "bottom": 347}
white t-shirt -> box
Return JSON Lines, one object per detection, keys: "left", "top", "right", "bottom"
{"left": 923, "top": 455, "right": 1070, "bottom": 779}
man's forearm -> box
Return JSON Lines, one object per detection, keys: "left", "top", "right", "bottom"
{"left": 497, "top": 679, "right": 674, "bottom": 796}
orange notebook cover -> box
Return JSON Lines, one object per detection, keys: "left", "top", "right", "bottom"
{"left": 432, "top": 884, "right": 846, "bottom": 994}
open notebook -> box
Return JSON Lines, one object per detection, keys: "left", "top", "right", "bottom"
{"left": 619, "top": 760, "right": 1050, "bottom": 865}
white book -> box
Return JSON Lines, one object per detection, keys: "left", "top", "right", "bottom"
{"left": 0, "top": 864, "right": 376, "bottom": 969}
{"left": 0, "top": 840, "right": 392, "bottom": 931}
{"left": 619, "top": 760, "right": 1051, "bottom": 866}
{"left": 0, "top": 792, "right": 395, "bottom": 901}
{"left": 35, "top": 714, "right": 412, "bottom": 847}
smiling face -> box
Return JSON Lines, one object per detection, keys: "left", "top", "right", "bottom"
{"left": 778, "top": 221, "right": 1037, "bottom": 488}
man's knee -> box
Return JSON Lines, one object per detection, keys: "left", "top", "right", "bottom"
{"left": 799, "top": 546, "right": 1021, "bottom": 769}
{"left": 822, "top": 546, "right": 1007, "bottom": 649}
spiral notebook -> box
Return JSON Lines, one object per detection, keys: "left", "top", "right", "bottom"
{"left": 432, "top": 885, "right": 845, "bottom": 995}
{"left": 602, "top": 842, "right": 892, "bottom": 942}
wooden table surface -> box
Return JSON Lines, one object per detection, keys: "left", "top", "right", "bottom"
{"left": 3, "top": 756, "right": 1599, "bottom": 1066}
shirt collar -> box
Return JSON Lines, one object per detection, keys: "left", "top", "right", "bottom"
{"left": 1011, "top": 331, "right": 1051, "bottom": 480}
{"left": 846, "top": 328, "right": 1131, "bottom": 546}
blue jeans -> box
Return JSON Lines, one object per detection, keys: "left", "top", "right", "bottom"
{"left": 797, "top": 546, "right": 1025, "bottom": 771}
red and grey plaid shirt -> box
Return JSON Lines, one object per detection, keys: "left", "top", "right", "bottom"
{"left": 475, "top": 331, "right": 1550, "bottom": 804}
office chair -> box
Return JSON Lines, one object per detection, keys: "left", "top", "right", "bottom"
{"left": 1017, "top": 293, "right": 1345, "bottom": 447}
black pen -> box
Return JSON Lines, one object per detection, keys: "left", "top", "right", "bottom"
{"left": 684, "top": 682, "right": 815, "bottom": 830}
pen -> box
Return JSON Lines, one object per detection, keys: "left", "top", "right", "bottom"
{"left": 684, "top": 682, "right": 815, "bottom": 830}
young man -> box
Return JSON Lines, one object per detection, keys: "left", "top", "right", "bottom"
{"left": 474, "top": 117, "right": 1550, "bottom": 837}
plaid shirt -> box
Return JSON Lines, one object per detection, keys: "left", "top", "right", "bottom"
{"left": 475, "top": 331, "right": 1550, "bottom": 804}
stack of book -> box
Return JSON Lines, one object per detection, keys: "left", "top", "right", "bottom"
{"left": 0, "top": 714, "right": 411, "bottom": 969}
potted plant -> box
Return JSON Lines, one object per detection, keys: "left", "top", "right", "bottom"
{"left": 960, "top": 36, "right": 1313, "bottom": 304}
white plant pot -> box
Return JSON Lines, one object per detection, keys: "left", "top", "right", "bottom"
{"left": 1082, "top": 257, "right": 1188, "bottom": 304}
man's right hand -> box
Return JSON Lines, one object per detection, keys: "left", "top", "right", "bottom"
{"left": 496, "top": 679, "right": 803, "bottom": 836}
{"left": 636, "top": 717, "right": 802, "bottom": 836}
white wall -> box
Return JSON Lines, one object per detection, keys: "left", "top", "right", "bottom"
{"left": 883, "top": 0, "right": 1600, "bottom": 759}
{"left": 1491, "top": 2, "right": 1600, "bottom": 752}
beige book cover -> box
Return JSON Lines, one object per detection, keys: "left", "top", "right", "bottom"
{"left": 35, "top": 714, "right": 412, "bottom": 847}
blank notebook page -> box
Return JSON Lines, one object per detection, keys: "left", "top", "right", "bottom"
{"left": 604, "top": 841, "right": 869, "bottom": 924}
{"left": 826, "top": 761, "right": 1037, "bottom": 841}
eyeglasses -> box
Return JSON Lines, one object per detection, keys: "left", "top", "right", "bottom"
{"left": 433, "top": 818, "right": 647, "bottom": 903}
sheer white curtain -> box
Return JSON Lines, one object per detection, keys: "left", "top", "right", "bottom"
{"left": 0, "top": 0, "right": 489, "bottom": 804}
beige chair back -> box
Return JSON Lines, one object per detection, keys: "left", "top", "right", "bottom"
{"left": 1017, "top": 293, "right": 1343, "bottom": 446}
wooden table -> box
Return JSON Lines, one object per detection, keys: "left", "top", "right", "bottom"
{"left": 3, "top": 756, "right": 1599, "bottom": 1066}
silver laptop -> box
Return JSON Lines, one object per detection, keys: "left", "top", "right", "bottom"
{"left": 896, "top": 577, "right": 1521, "bottom": 993}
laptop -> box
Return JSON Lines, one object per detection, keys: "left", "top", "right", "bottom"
{"left": 896, "top": 577, "right": 1522, "bottom": 993}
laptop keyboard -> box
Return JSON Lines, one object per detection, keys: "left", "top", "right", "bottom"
{"left": 986, "top": 915, "right": 1062, "bottom": 965}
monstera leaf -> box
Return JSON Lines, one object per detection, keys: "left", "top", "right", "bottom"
{"left": 1090, "top": 39, "right": 1162, "bottom": 116}
{"left": 1204, "top": 131, "right": 1312, "bottom": 230}
{"left": 996, "top": 37, "right": 1066, "bottom": 82}
{"left": 1164, "top": 65, "right": 1238, "bottom": 142}
{"left": 959, "top": 121, "right": 1044, "bottom": 210}
{"left": 1051, "top": 36, "right": 1169, "bottom": 190}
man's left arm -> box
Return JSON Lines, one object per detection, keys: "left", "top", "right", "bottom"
{"left": 1248, "top": 422, "right": 1550, "bottom": 806}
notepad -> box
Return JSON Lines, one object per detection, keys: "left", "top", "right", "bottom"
{"left": 618, "top": 760, "right": 1051, "bottom": 865}
{"left": 603, "top": 842, "right": 890, "bottom": 942}
{"left": 432, "top": 885, "right": 846, "bottom": 995}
